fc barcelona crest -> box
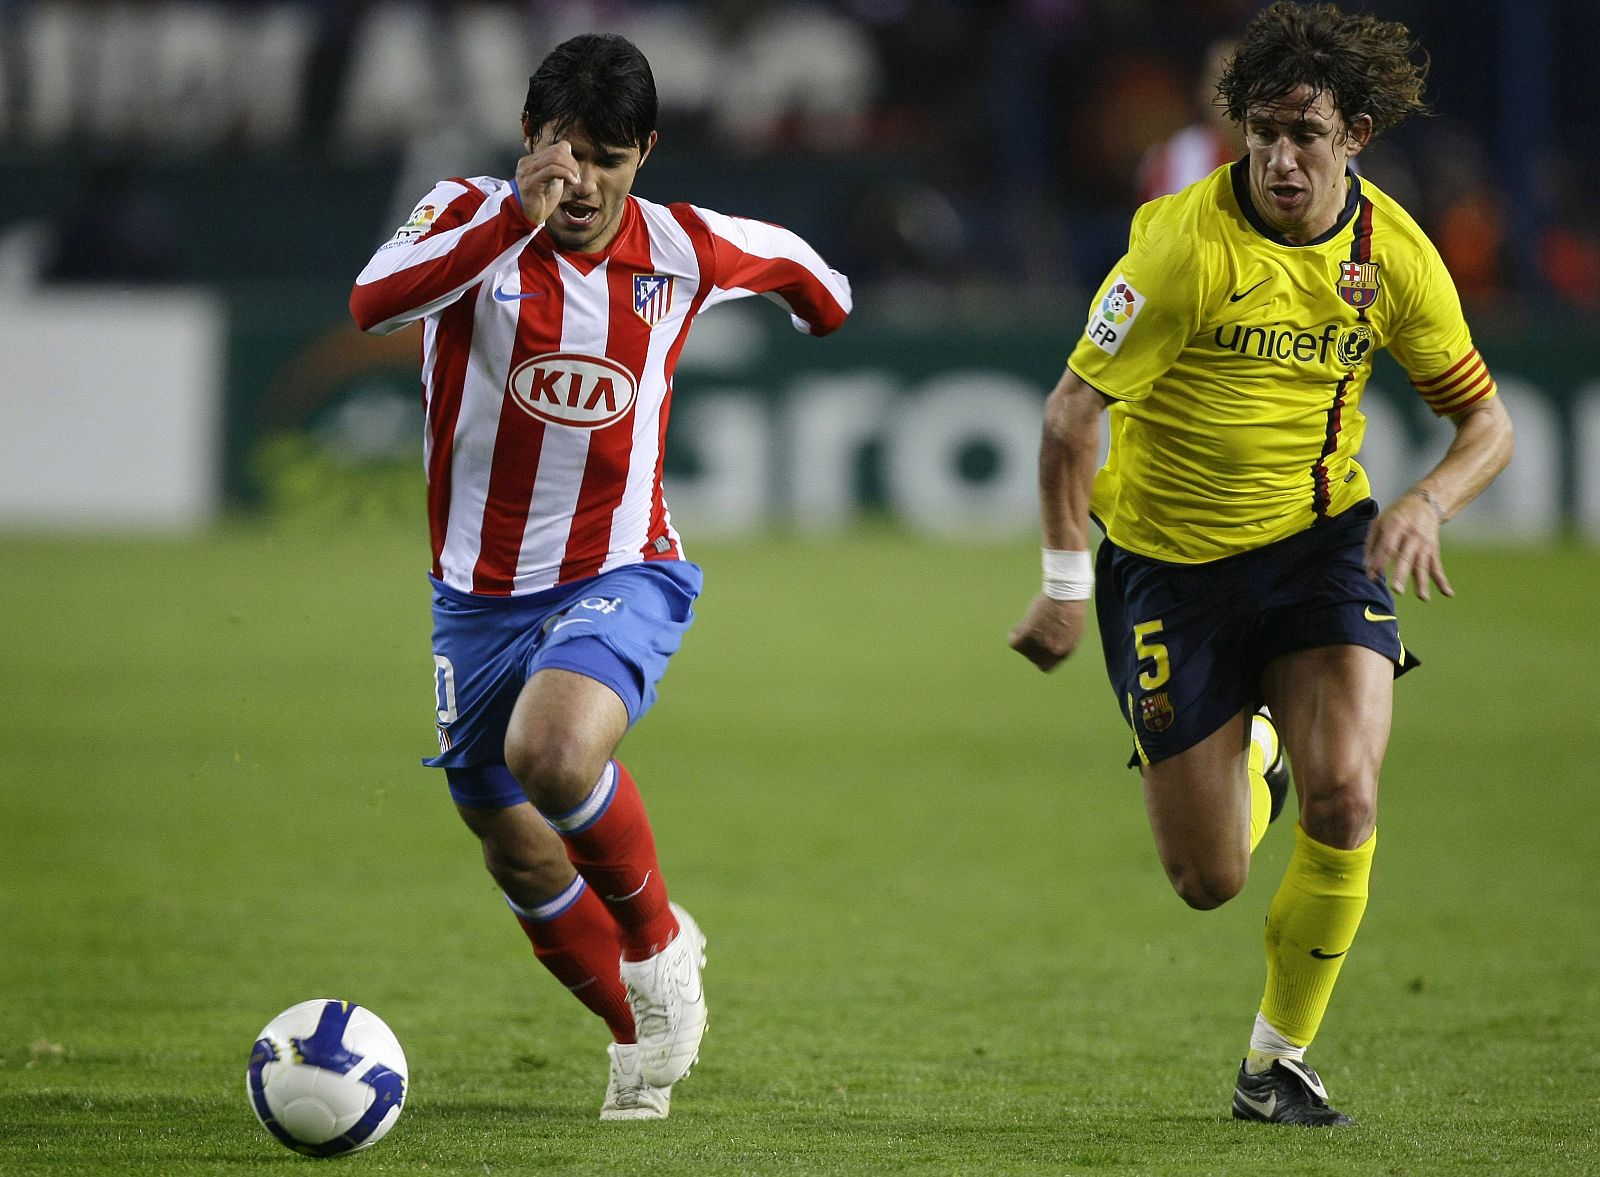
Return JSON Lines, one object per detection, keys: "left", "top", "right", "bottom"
{"left": 633, "top": 273, "right": 675, "bottom": 326}
{"left": 1139, "top": 691, "right": 1175, "bottom": 733}
{"left": 1336, "top": 260, "right": 1381, "bottom": 309}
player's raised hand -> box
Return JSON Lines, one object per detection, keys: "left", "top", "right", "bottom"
{"left": 1364, "top": 490, "right": 1454, "bottom": 602}
{"left": 516, "top": 135, "right": 580, "bottom": 226}
{"left": 1009, "top": 595, "right": 1087, "bottom": 672}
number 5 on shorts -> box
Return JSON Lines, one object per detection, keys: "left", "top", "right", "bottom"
{"left": 1133, "top": 620, "right": 1170, "bottom": 690}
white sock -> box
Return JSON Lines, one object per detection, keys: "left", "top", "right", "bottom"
{"left": 1246, "top": 1012, "right": 1306, "bottom": 1073}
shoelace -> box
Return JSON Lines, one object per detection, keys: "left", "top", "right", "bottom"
{"left": 610, "top": 1078, "right": 650, "bottom": 1108}
{"left": 625, "top": 977, "right": 675, "bottom": 1038}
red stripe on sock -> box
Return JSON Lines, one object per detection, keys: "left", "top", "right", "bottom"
{"left": 559, "top": 761, "right": 680, "bottom": 961}
{"left": 515, "top": 883, "right": 635, "bottom": 1042}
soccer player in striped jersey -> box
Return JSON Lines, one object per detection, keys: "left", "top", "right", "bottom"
{"left": 1009, "top": 2, "right": 1512, "bottom": 1126}
{"left": 350, "top": 33, "right": 851, "bottom": 1120}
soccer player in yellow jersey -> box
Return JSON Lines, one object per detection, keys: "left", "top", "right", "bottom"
{"left": 1010, "top": 2, "right": 1513, "bottom": 1126}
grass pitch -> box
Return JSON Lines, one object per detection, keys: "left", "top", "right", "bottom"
{"left": 2, "top": 522, "right": 1597, "bottom": 1175}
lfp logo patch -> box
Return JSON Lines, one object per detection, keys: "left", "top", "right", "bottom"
{"left": 1087, "top": 275, "right": 1143, "bottom": 354}
{"left": 381, "top": 202, "right": 439, "bottom": 249}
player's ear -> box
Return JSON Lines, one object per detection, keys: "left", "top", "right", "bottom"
{"left": 636, "top": 130, "right": 659, "bottom": 169}
{"left": 520, "top": 111, "right": 533, "bottom": 151}
{"left": 1344, "top": 113, "right": 1374, "bottom": 157}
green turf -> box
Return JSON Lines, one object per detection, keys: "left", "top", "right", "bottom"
{"left": 2, "top": 522, "right": 1597, "bottom": 1174}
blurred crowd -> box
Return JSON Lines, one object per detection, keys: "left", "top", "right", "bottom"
{"left": 2, "top": 0, "right": 1596, "bottom": 318}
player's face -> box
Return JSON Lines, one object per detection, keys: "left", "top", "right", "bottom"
{"left": 523, "top": 118, "right": 656, "bottom": 253}
{"left": 1243, "top": 86, "right": 1370, "bottom": 244}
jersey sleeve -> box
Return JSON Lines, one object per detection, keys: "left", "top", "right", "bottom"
{"left": 1386, "top": 236, "right": 1498, "bottom": 416}
{"left": 1066, "top": 202, "right": 1205, "bottom": 401}
{"left": 350, "top": 177, "right": 539, "bottom": 335}
{"left": 687, "top": 205, "right": 852, "bottom": 336}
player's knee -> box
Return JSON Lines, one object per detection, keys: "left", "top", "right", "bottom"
{"left": 504, "top": 728, "right": 605, "bottom": 810}
{"left": 1165, "top": 857, "right": 1247, "bottom": 910}
{"left": 1298, "top": 777, "right": 1377, "bottom": 846}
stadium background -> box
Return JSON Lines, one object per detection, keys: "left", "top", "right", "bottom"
{"left": 2, "top": 2, "right": 1598, "bottom": 1173}
{"left": 1, "top": 0, "right": 1597, "bottom": 537}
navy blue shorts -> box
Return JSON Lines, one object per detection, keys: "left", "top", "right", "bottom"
{"left": 1095, "top": 499, "right": 1417, "bottom": 767}
{"left": 424, "top": 560, "right": 702, "bottom": 806}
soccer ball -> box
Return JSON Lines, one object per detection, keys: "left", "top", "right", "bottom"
{"left": 246, "top": 999, "right": 408, "bottom": 1157}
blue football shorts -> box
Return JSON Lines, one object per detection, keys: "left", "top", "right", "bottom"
{"left": 1095, "top": 499, "right": 1418, "bottom": 768}
{"left": 424, "top": 560, "right": 702, "bottom": 807}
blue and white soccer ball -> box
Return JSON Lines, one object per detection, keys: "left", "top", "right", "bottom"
{"left": 247, "top": 999, "right": 408, "bottom": 1158}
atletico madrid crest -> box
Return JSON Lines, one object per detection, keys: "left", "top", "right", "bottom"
{"left": 1336, "top": 260, "right": 1381, "bottom": 309}
{"left": 633, "top": 273, "right": 675, "bottom": 325}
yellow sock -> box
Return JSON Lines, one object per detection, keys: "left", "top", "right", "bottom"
{"left": 1248, "top": 713, "right": 1273, "bottom": 850}
{"left": 1246, "top": 729, "right": 1273, "bottom": 852}
{"left": 1258, "top": 824, "right": 1376, "bottom": 1047}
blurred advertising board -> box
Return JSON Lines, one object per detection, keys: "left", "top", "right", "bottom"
{"left": 0, "top": 290, "right": 224, "bottom": 529}
{"left": 225, "top": 288, "right": 1599, "bottom": 543}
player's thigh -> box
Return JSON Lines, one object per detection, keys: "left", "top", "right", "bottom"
{"left": 504, "top": 667, "right": 630, "bottom": 809}
{"left": 1261, "top": 644, "right": 1392, "bottom": 848}
{"left": 1140, "top": 707, "right": 1255, "bottom": 908}
{"left": 532, "top": 561, "right": 701, "bottom": 725}
{"left": 1095, "top": 540, "right": 1258, "bottom": 768}
{"left": 505, "top": 561, "right": 700, "bottom": 803}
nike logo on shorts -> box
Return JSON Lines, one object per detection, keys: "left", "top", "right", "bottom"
{"left": 1363, "top": 607, "right": 1398, "bottom": 622}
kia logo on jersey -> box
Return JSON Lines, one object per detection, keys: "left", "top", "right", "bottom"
{"left": 507, "top": 353, "right": 639, "bottom": 429}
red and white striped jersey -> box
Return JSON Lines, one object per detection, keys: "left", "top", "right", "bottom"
{"left": 1135, "top": 124, "right": 1238, "bottom": 205}
{"left": 351, "top": 175, "right": 851, "bottom": 596}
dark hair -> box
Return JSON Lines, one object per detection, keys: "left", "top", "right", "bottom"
{"left": 523, "top": 33, "right": 658, "bottom": 149}
{"left": 1217, "top": 2, "right": 1430, "bottom": 138}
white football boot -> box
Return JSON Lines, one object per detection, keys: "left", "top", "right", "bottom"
{"left": 619, "top": 902, "right": 707, "bottom": 1088}
{"left": 599, "top": 1042, "right": 671, "bottom": 1121}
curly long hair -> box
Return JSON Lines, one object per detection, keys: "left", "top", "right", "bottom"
{"left": 1217, "top": 2, "right": 1431, "bottom": 137}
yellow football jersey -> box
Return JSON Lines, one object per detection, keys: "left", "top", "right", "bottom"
{"left": 1068, "top": 160, "right": 1496, "bottom": 563}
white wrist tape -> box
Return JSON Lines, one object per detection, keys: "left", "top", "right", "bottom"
{"left": 1042, "top": 548, "right": 1093, "bottom": 601}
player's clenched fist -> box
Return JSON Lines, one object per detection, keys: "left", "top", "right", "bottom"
{"left": 516, "top": 137, "right": 581, "bottom": 226}
{"left": 1009, "top": 595, "right": 1087, "bottom": 672}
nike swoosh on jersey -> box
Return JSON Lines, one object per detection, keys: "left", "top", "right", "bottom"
{"left": 1228, "top": 277, "right": 1271, "bottom": 302}
{"left": 1310, "top": 947, "right": 1348, "bottom": 959}
{"left": 549, "top": 617, "right": 596, "bottom": 632}
{"left": 492, "top": 282, "right": 545, "bottom": 301}
{"left": 1363, "top": 607, "right": 1398, "bottom": 622}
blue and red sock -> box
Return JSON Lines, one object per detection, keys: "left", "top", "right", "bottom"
{"left": 509, "top": 875, "right": 636, "bottom": 1042}
{"left": 544, "top": 760, "right": 679, "bottom": 961}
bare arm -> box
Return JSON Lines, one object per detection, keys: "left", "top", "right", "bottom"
{"left": 1008, "top": 368, "right": 1112, "bottom": 671}
{"left": 1363, "top": 395, "right": 1514, "bottom": 600}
